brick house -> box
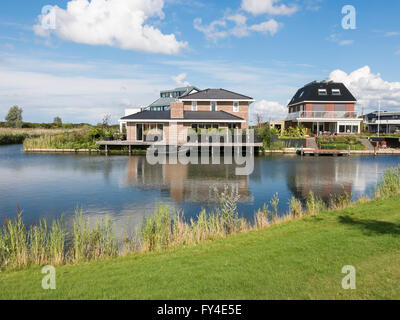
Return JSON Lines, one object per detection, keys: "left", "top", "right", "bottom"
{"left": 286, "top": 81, "right": 361, "bottom": 135}
{"left": 119, "top": 88, "right": 254, "bottom": 144}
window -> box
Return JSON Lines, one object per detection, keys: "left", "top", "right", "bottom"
{"left": 211, "top": 101, "right": 217, "bottom": 111}
{"left": 233, "top": 101, "right": 239, "bottom": 113}
{"left": 136, "top": 124, "right": 143, "bottom": 141}
{"left": 192, "top": 101, "right": 197, "bottom": 111}
{"left": 332, "top": 89, "right": 341, "bottom": 95}
{"left": 318, "top": 89, "right": 327, "bottom": 95}
{"left": 299, "top": 91, "right": 304, "bottom": 98}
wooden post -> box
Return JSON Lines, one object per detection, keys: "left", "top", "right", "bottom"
{"left": 105, "top": 144, "right": 108, "bottom": 155}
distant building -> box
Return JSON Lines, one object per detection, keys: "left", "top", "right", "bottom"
{"left": 286, "top": 80, "right": 361, "bottom": 135}
{"left": 143, "top": 86, "right": 201, "bottom": 112}
{"left": 364, "top": 111, "right": 400, "bottom": 134}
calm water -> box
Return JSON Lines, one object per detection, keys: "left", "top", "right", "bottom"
{"left": 0, "top": 145, "right": 399, "bottom": 228}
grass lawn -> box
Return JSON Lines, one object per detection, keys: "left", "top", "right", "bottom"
{"left": 1, "top": 197, "right": 400, "bottom": 300}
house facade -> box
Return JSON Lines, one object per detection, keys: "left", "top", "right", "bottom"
{"left": 364, "top": 111, "right": 400, "bottom": 134}
{"left": 119, "top": 88, "right": 254, "bottom": 144}
{"left": 286, "top": 81, "right": 361, "bottom": 135}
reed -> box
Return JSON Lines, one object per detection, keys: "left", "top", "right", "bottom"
{"left": 1, "top": 165, "right": 400, "bottom": 270}
{"left": 375, "top": 166, "right": 400, "bottom": 199}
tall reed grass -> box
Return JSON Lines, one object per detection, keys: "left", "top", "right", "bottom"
{"left": 1, "top": 165, "right": 400, "bottom": 271}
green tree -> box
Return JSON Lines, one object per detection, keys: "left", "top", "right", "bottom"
{"left": 53, "top": 116, "right": 62, "bottom": 127}
{"left": 5, "top": 105, "right": 23, "bottom": 128}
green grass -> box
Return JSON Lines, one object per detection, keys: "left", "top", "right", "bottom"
{"left": 1, "top": 196, "right": 399, "bottom": 300}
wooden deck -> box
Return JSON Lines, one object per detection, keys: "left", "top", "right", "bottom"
{"left": 96, "top": 140, "right": 263, "bottom": 154}
{"left": 297, "top": 149, "right": 350, "bottom": 157}
{"left": 96, "top": 140, "right": 263, "bottom": 147}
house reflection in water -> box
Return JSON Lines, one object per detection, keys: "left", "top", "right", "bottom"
{"left": 125, "top": 157, "right": 253, "bottom": 204}
{"left": 286, "top": 158, "right": 380, "bottom": 203}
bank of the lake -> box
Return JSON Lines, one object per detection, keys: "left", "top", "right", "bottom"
{"left": 1, "top": 196, "right": 399, "bottom": 300}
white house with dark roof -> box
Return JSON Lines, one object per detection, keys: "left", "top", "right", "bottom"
{"left": 286, "top": 80, "right": 362, "bottom": 135}
{"left": 119, "top": 88, "right": 254, "bottom": 144}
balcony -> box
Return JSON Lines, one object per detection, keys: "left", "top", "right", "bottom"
{"left": 287, "top": 111, "right": 358, "bottom": 121}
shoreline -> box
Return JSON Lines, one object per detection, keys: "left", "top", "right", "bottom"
{"left": 22, "top": 146, "right": 400, "bottom": 155}
{"left": 1, "top": 195, "right": 399, "bottom": 300}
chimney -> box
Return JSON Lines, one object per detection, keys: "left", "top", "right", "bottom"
{"left": 170, "top": 102, "right": 184, "bottom": 119}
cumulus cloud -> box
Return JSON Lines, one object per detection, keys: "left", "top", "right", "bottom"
{"left": 249, "top": 19, "right": 280, "bottom": 35}
{"left": 194, "top": 15, "right": 281, "bottom": 41}
{"left": 329, "top": 66, "right": 400, "bottom": 112}
{"left": 241, "top": 0, "right": 298, "bottom": 16}
{"left": 33, "top": 0, "right": 187, "bottom": 55}
{"left": 251, "top": 99, "right": 288, "bottom": 122}
{"left": 172, "top": 73, "right": 190, "bottom": 87}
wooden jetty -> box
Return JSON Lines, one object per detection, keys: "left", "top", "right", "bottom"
{"left": 297, "top": 149, "right": 350, "bottom": 157}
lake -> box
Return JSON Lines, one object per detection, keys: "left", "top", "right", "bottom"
{"left": 0, "top": 144, "right": 399, "bottom": 229}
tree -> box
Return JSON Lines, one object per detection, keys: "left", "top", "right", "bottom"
{"left": 53, "top": 116, "right": 62, "bottom": 127}
{"left": 256, "top": 113, "right": 264, "bottom": 128}
{"left": 102, "top": 114, "right": 112, "bottom": 129}
{"left": 5, "top": 106, "right": 23, "bottom": 128}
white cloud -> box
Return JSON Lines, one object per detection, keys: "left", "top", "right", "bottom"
{"left": 193, "top": 18, "right": 228, "bottom": 42}
{"left": 396, "top": 49, "right": 400, "bottom": 55}
{"left": 249, "top": 19, "right": 281, "bottom": 35}
{"left": 172, "top": 73, "right": 190, "bottom": 87}
{"left": 329, "top": 66, "right": 400, "bottom": 112}
{"left": 251, "top": 99, "right": 287, "bottom": 121}
{"left": 241, "top": 0, "right": 298, "bottom": 16}
{"left": 194, "top": 15, "right": 281, "bottom": 41}
{"left": 339, "top": 39, "right": 354, "bottom": 46}
{"left": 385, "top": 31, "right": 400, "bottom": 37}
{"left": 33, "top": 0, "right": 187, "bottom": 55}
{"left": 328, "top": 33, "right": 354, "bottom": 46}
{"left": 0, "top": 54, "right": 174, "bottom": 123}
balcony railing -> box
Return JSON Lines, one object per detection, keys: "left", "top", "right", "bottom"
{"left": 287, "top": 111, "right": 358, "bottom": 121}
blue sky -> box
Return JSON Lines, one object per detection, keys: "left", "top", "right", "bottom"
{"left": 0, "top": 0, "right": 399, "bottom": 124}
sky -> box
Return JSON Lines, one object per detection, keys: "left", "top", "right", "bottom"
{"left": 0, "top": 0, "right": 399, "bottom": 124}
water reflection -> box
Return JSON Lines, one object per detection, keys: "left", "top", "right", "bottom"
{"left": 124, "top": 157, "right": 253, "bottom": 204}
{"left": 0, "top": 145, "right": 398, "bottom": 228}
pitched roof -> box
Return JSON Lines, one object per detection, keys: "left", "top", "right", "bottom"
{"left": 183, "top": 111, "right": 244, "bottom": 120}
{"left": 121, "top": 110, "right": 244, "bottom": 121}
{"left": 121, "top": 111, "right": 171, "bottom": 120}
{"left": 180, "top": 88, "right": 254, "bottom": 101}
{"left": 288, "top": 81, "right": 357, "bottom": 107}
{"left": 147, "top": 97, "right": 176, "bottom": 108}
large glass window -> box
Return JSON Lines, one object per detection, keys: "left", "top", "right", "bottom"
{"left": 211, "top": 101, "right": 217, "bottom": 111}
{"left": 136, "top": 124, "right": 143, "bottom": 141}
{"left": 192, "top": 101, "right": 197, "bottom": 111}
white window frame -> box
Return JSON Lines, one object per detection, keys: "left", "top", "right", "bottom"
{"left": 233, "top": 101, "right": 239, "bottom": 113}
{"left": 318, "top": 89, "right": 327, "bottom": 95}
{"left": 332, "top": 89, "right": 341, "bottom": 95}
{"left": 192, "top": 101, "right": 197, "bottom": 111}
{"left": 210, "top": 101, "right": 217, "bottom": 111}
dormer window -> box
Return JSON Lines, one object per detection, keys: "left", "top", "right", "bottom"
{"left": 332, "top": 89, "right": 341, "bottom": 95}
{"left": 318, "top": 89, "right": 327, "bottom": 95}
